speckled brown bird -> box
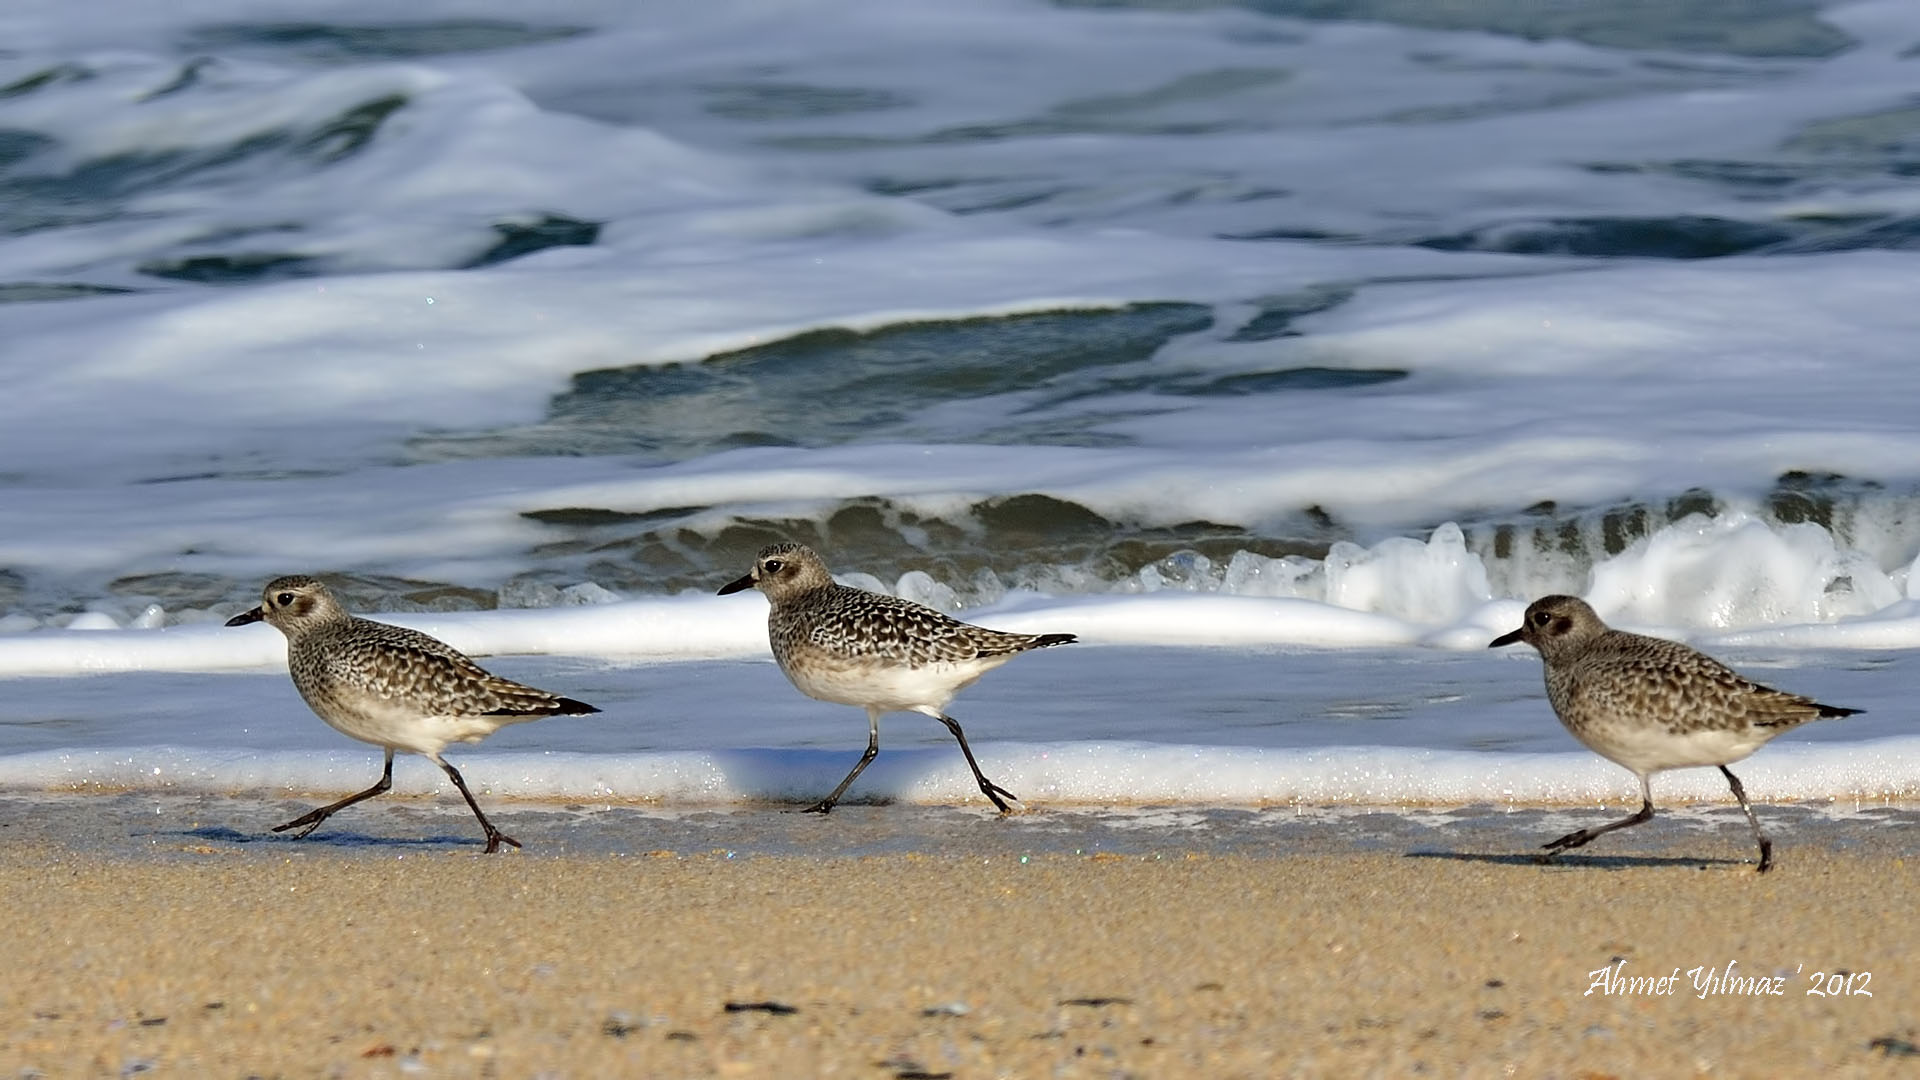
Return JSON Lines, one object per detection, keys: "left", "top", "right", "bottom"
{"left": 1491, "top": 594, "right": 1859, "bottom": 872}
{"left": 227, "top": 575, "right": 598, "bottom": 852}
{"left": 719, "top": 542, "right": 1075, "bottom": 814}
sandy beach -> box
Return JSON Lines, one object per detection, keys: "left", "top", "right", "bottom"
{"left": 9, "top": 1, "right": 1920, "bottom": 1077}
{"left": 3, "top": 813, "right": 1917, "bottom": 1078}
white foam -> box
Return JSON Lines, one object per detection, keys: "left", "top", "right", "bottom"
{"left": 9, "top": 501, "right": 1920, "bottom": 677}
{"left": 4, "top": 0, "right": 1920, "bottom": 810}
{"left": 0, "top": 596, "right": 767, "bottom": 678}
{"left": 7, "top": 738, "right": 1915, "bottom": 806}
{"left": 0, "top": 628, "right": 1903, "bottom": 805}
{"left": 0, "top": 232, "right": 1525, "bottom": 485}
{"left": 0, "top": 6, "right": 1915, "bottom": 629}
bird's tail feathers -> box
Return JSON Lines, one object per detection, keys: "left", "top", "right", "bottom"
{"left": 484, "top": 694, "right": 601, "bottom": 717}
{"left": 1030, "top": 633, "right": 1076, "bottom": 649}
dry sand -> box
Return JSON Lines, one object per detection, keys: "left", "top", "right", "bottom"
{"left": 3, "top": 842, "right": 1918, "bottom": 1077}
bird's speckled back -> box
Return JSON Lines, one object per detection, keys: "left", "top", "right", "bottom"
{"left": 736, "top": 543, "right": 1072, "bottom": 668}
{"left": 252, "top": 576, "right": 589, "bottom": 720}
{"left": 1513, "top": 595, "right": 1838, "bottom": 736}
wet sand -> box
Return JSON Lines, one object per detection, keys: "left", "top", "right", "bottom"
{"left": 3, "top": 798, "right": 1918, "bottom": 1077}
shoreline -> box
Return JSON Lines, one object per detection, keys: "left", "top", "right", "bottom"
{"left": 7, "top": 790, "right": 1920, "bottom": 860}
{"left": 3, "top": 844, "right": 1915, "bottom": 1075}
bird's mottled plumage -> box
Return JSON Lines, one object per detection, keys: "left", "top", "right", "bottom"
{"left": 776, "top": 583, "right": 1068, "bottom": 668}
{"left": 227, "top": 574, "right": 598, "bottom": 851}
{"left": 719, "top": 542, "right": 1074, "bottom": 813}
{"left": 1492, "top": 594, "right": 1859, "bottom": 872}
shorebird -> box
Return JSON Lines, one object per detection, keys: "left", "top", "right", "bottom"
{"left": 718, "top": 542, "right": 1074, "bottom": 813}
{"left": 227, "top": 575, "right": 598, "bottom": 852}
{"left": 1491, "top": 594, "right": 1859, "bottom": 872}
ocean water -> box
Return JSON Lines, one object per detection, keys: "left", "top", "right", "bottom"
{"left": 2, "top": 0, "right": 1918, "bottom": 815}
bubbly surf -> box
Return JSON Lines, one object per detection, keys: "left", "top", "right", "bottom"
{"left": 1, "top": 0, "right": 1917, "bottom": 808}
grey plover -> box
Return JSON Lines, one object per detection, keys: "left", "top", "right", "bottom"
{"left": 1491, "top": 594, "right": 1859, "bottom": 872}
{"left": 718, "top": 542, "right": 1075, "bottom": 813}
{"left": 227, "top": 575, "right": 598, "bottom": 852}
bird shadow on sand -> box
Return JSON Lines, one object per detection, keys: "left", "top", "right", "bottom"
{"left": 1405, "top": 850, "right": 1753, "bottom": 871}
{"left": 172, "top": 824, "right": 489, "bottom": 850}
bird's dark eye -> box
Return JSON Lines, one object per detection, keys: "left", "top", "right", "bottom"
{"left": 1531, "top": 611, "right": 1552, "bottom": 626}
{"left": 276, "top": 592, "right": 295, "bottom": 606}
{"left": 764, "top": 559, "right": 784, "bottom": 574}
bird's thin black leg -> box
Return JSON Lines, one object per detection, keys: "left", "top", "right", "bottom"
{"left": 937, "top": 712, "right": 1017, "bottom": 813}
{"left": 434, "top": 756, "right": 520, "bottom": 853}
{"left": 273, "top": 749, "right": 395, "bottom": 839}
{"left": 1541, "top": 776, "right": 1655, "bottom": 860}
{"left": 1720, "top": 765, "right": 1772, "bottom": 873}
{"left": 802, "top": 709, "right": 880, "bottom": 815}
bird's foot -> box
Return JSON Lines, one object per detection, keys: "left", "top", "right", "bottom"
{"left": 271, "top": 811, "right": 329, "bottom": 839}
{"left": 981, "top": 782, "right": 1019, "bottom": 815}
{"left": 1542, "top": 829, "right": 1594, "bottom": 854}
{"left": 482, "top": 830, "right": 522, "bottom": 854}
{"left": 797, "top": 799, "right": 836, "bottom": 815}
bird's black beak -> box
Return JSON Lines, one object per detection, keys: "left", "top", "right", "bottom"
{"left": 1488, "top": 627, "right": 1524, "bottom": 648}
{"left": 225, "top": 606, "right": 265, "bottom": 627}
{"left": 717, "top": 574, "right": 755, "bottom": 596}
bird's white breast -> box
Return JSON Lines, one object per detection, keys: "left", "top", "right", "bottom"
{"left": 781, "top": 654, "right": 1009, "bottom": 712}
{"left": 304, "top": 690, "right": 518, "bottom": 757}
{"left": 1570, "top": 720, "right": 1773, "bottom": 777}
